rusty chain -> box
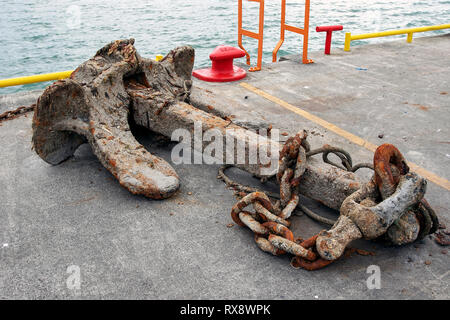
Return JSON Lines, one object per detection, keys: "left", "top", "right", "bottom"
{"left": 372, "top": 144, "right": 439, "bottom": 242}
{"left": 220, "top": 132, "right": 439, "bottom": 271}
{"left": 0, "top": 104, "right": 35, "bottom": 124}
{"left": 223, "top": 131, "right": 347, "bottom": 270}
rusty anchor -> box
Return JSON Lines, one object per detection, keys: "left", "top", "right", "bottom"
{"left": 32, "top": 40, "right": 439, "bottom": 270}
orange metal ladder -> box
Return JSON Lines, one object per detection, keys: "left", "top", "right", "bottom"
{"left": 238, "top": 0, "right": 265, "bottom": 72}
{"left": 238, "top": 0, "right": 312, "bottom": 72}
{"left": 273, "top": 0, "right": 313, "bottom": 64}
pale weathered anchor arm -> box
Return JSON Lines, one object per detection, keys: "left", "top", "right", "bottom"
{"left": 33, "top": 39, "right": 180, "bottom": 199}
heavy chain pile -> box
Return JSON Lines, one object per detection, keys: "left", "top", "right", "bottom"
{"left": 220, "top": 131, "right": 439, "bottom": 271}
{"left": 223, "top": 131, "right": 350, "bottom": 270}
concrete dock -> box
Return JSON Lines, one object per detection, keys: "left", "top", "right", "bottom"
{"left": 0, "top": 34, "right": 449, "bottom": 299}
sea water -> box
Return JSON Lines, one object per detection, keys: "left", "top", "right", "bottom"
{"left": 1, "top": 0, "right": 449, "bottom": 94}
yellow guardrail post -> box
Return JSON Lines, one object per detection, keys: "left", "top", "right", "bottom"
{"left": 0, "top": 71, "right": 73, "bottom": 88}
{"left": 407, "top": 32, "right": 413, "bottom": 43}
{"left": 344, "top": 24, "right": 450, "bottom": 51}
{"left": 344, "top": 32, "right": 351, "bottom": 51}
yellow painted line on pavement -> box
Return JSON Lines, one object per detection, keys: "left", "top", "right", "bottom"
{"left": 240, "top": 82, "right": 450, "bottom": 191}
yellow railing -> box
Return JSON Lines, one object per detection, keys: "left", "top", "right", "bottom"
{"left": 0, "top": 70, "right": 73, "bottom": 88}
{"left": 344, "top": 24, "right": 450, "bottom": 51}
{"left": 0, "top": 55, "right": 165, "bottom": 89}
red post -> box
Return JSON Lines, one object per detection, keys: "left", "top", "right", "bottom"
{"left": 316, "top": 25, "right": 343, "bottom": 55}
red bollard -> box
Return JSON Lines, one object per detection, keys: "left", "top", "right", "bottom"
{"left": 316, "top": 25, "right": 343, "bottom": 55}
{"left": 192, "top": 45, "right": 247, "bottom": 82}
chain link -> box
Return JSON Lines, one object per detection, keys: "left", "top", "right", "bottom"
{"left": 0, "top": 104, "right": 35, "bottom": 124}
{"left": 226, "top": 131, "right": 330, "bottom": 268}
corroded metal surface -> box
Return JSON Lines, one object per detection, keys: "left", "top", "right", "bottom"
{"left": 316, "top": 144, "right": 437, "bottom": 261}
{"left": 373, "top": 143, "right": 409, "bottom": 199}
{"left": 269, "top": 235, "right": 317, "bottom": 261}
{"left": 229, "top": 132, "right": 340, "bottom": 270}
{"left": 341, "top": 173, "right": 426, "bottom": 239}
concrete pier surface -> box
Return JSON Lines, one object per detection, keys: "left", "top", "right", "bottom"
{"left": 0, "top": 34, "right": 449, "bottom": 299}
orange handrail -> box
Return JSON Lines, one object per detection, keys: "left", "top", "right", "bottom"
{"left": 273, "top": 0, "right": 313, "bottom": 64}
{"left": 238, "top": 0, "right": 265, "bottom": 72}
